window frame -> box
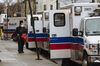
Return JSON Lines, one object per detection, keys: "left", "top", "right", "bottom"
{"left": 33, "top": 17, "right": 39, "bottom": 21}
{"left": 54, "top": 13, "right": 65, "bottom": 27}
{"left": 44, "top": 12, "right": 49, "bottom": 21}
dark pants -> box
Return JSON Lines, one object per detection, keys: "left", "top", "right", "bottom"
{"left": 18, "top": 36, "right": 25, "bottom": 53}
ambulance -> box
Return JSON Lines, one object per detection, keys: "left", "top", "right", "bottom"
{"left": 3, "top": 17, "right": 26, "bottom": 40}
{"left": 26, "top": 15, "right": 44, "bottom": 48}
{"left": 28, "top": 3, "right": 100, "bottom": 66}
{"left": 61, "top": 3, "right": 100, "bottom": 66}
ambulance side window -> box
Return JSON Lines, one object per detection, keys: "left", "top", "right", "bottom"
{"left": 80, "top": 19, "right": 84, "bottom": 32}
{"left": 33, "top": 17, "right": 39, "bottom": 21}
{"left": 54, "top": 13, "right": 65, "bottom": 27}
{"left": 79, "top": 19, "right": 84, "bottom": 36}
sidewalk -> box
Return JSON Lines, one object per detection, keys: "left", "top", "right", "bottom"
{"left": 0, "top": 40, "right": 59, "bottom": 66}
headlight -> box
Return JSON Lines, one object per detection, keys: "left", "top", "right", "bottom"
{"left": 89, "top": 56, "right": 100, "bottom": 62}
{"left": 85, "top": 44, "right": 98, "bottom": 55}
{"left": 88, "top": 44, "right": 98, "bottom": 55}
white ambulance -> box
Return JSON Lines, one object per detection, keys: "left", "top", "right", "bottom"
{"left": 27, "top": 3, "right": 100, "bottom": 66}
{"left": 61, "top": 3, "right": 100, "bottom": 66}
{"left": 41, "top": 3, "right": 100, "bottom": 66}
{"left": 3, "top": 17, "right": 26, "bottom": 40}
{"left": 27, "top": 14, "right": 43, "bottom": 48}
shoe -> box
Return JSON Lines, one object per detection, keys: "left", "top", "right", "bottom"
{"left": 18, "top": 51, "right": 22, "bottom": 53}
{"left": 21, "top": 51, "right": 24, "bottom": 53}
{"left": 18, "top": 51, "right": 24, "bottom": 54}
{"left": 0, "top": 59, "right": 1, "bottom": 62}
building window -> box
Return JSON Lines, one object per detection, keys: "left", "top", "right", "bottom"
{"left": 44, "top": 12, "right": 49, "bottom": 21}
{"left": 50, "top": 5, "right": 53, "bottom": 10}
{"left": 44, "top": 5, "right": 46, "bottom": 10}
{"left": 92, "top": 0, "right": 95, "bottom": 2}
{"left": 36, "top": 2, "right": 38, "bottom": 4}
{"left": 54, "top": 13, "right": 65, "bottom": 27}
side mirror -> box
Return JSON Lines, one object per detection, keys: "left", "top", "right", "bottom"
{"left": 43, "top": 27, "right": 46, "bottom": 33}
{"left": 72, "top": 28, "right": 78, "bottom": 36}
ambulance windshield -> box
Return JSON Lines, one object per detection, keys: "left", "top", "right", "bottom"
{"left": 85, "top": 18, "right": 100, "bottom": 36}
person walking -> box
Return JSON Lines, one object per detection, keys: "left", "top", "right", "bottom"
{"left": 16, "top": 21, "right": 27, "bottom": 53}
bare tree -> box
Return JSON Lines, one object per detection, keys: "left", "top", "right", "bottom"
{"left": 0, "top": 3, "right": 5, "bottom": 13}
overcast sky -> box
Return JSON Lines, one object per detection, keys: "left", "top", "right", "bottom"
{"left": 0, "top": 0, "right": 23, "bottom": 4}
{"left": 0, "top": 0, "right": 15, "bottom": 2}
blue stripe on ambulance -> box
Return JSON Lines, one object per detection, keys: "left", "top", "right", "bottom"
{"left": 50, "top": 37, "right": 84, "bottom": 45}
{"left": 28, "top": 33, "right": 49, "bottom": 38}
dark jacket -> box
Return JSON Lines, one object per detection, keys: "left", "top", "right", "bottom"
{"left": 16, "top": 26, "right": 27, "bottom": 36}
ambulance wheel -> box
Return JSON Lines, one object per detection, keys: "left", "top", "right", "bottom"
{"left": 62, "top": 58, "right": 71, "bottom": 66}
{"left": 26, "top": 42, "right": 29, "bottom": 49}
{"left": 82, "top": 50, "right": 88, "bottom": 66}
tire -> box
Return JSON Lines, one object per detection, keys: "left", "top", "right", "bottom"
{"left": 62, "top": 59, "right": 71, "bottom": 66}
{"left": 82, "top": 50, "right": 88, "bottom": 66}
{"left": 11, "top": 33, "right": 18, "bottom": 41}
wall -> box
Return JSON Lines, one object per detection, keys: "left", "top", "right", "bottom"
{"left": 36, "top": 0, "right": 99, "bottom": 13}
{"left": 59, "top": 0, "right": 93, "bottom": 8}
{"left": 36, "top": 0, "right": 56, "bottom": 13}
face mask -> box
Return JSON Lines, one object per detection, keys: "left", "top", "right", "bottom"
{"left": 21, "top": 24, "right": 24, "bottom": 27}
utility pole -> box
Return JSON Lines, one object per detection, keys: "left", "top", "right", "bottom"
{"left": 28, "top": 0, "right": 41, "bottom": 60}
{"left": 4, "top": 0, "right": 11, "bottom": 40}
{"left": 5, "top": 0, "right": 10, "bottom": 40}
{"left": 6, "top": 1, "right": 8, "bottom": 40}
